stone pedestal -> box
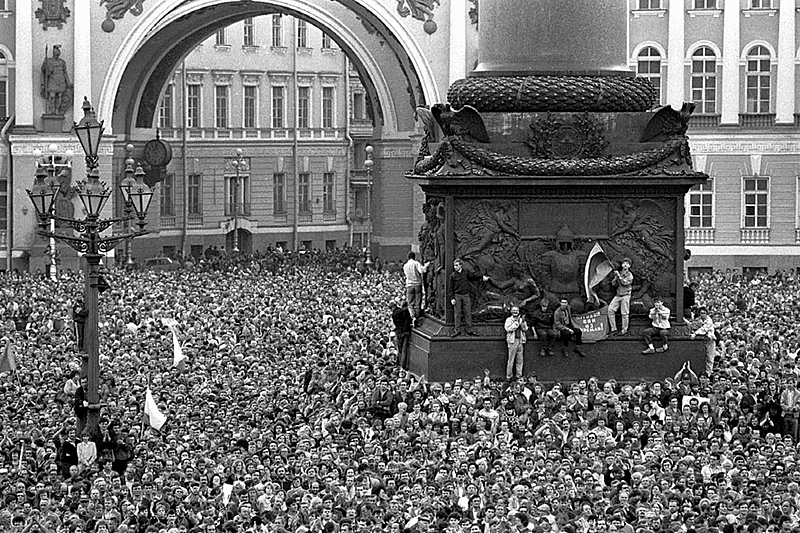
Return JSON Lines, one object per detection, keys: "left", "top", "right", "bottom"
{"left": 41, "top": 114, "right": 67, "bottom": 133}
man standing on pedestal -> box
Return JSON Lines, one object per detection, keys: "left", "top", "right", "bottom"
{"left": 504, "top": 306, "right": 528, "bottom": 380}
{"left": 449, "top": 258, "right": 488, "bottom": 337}
{"left": 403, "top": 252, "right": 427, "bottom": 327}
{"left": 608, "top": 257, "right": 633, "bottom": 336}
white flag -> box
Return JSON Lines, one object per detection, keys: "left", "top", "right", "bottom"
{"left": 143, "top": 387, "right": 167, "bottom": 431}
{"left": 171, "top": 328, "right": 187, "bottom": 370}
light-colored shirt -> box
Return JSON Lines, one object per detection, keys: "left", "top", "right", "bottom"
{"left": 649, "top": 305, "right": 671, "bottom": 329}
{"left": 403, "top": 259, "right": 425, "bottom": 287}
{"left": 613, "top": 269, "right": 633, "bottom": 297}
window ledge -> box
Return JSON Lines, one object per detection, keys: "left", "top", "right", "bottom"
{"left": 0, "top": 10, "right": 11, "bottom": 18}
{"left": 742, "top": 8, "right": 777, "bottom": 17}
{"left": 270, "top": 46, "right": 288, "bottom": 55}
{"left": 214, "top": 44, "right": 231, "bottom": 52}
{"left": 321, "top": 48, "right": 339, "bottom": 55}
{"left": 632, "top": 9, "right": 666, "bottom": 18}
{"left": 297, "top": 47, "right": 313, "bottom": 56}
{"left": 687, "top": 9, "right": 721, "bottom": 17}
{"left": 242, "top": 45, "right": 260, "bottom": 53}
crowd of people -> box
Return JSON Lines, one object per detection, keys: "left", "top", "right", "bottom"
{"left": 0, "top": 253, "right": 799, "bottom": 533}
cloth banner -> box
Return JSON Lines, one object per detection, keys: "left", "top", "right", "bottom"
{"left": 571, "top": 306, "right": 609, "bottom": 344}
{"left": 143, "top": 387, "right": 167, "bottom": 431}
{"left": 584, "top": 243, "right": 613, "bottom": 305}
{"left": 0, "top": 338, "right": 16, "bottom": 373}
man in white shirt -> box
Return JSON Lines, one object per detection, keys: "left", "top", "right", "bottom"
{"left": 642, "top": 298, "right": 670, "bottom": 354}
{"left": 690, "top": 306, "right": 717, "bottom": 372}
{"left": 403, "top": 251, "right": 426, "bottom": 326}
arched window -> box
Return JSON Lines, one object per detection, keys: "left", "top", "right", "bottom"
{"left": 637, "top": 47, "right": 662, "bottom": 105}
{"left": 691, "top": 47, "right": 716, "bottom": 114}
{"left": 746, "top": 45, "right": 771, "bottom": 114}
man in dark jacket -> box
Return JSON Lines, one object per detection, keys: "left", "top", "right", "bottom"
{"left": 391, "top": 300, "right": 413, "bottom": 369}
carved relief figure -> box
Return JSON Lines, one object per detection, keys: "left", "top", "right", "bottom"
{"left": 419, "top": 198, "right": 446, "bottom": 318}
{"left": 538, "top": 225, "right": 588, "bottom": 312}
{"left": 611, "top": 200, "right": 674, "bottom": 261}
{"left": 474, "top": 264, "right": 541, "bottom": 320}
{"left": 40, "top": 45, "right": 72, "bottom": 116}
{"left": 455, "top": 200, "right": 519, "bottom": 265}
{"left": 54, "top": 167, "right": 76, "bottom": 221}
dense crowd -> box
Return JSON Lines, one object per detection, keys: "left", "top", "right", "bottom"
{"left": 1, "top": 253, "right": 800, "bottom": 533}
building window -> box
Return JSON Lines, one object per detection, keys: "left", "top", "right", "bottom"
{"left": 243, "top": 86, "right": 257, "bottom": 129}
{"left": 322, "top": 87, "right": 334, "bottom": 129}
{"left": 693, "top": 0, "right": 716, "bottom": 7}
{"left": 187, "top": 85, "right": 201, "bottom": 128}
{"left": 272, "top": 86, "right": 284, "bottom": 128}
{"left": 272, "top": 15, "right": 283, "bottom": 47}
{"left": 215, "top": 85, "right": 229, "bottom": 129}
{"left": 298, "top": 86, "right": 310, "bottom": 129}
{"left": 691, "top": 47, "right": 716, "bottom": 114}
{"left": 746, "top": 45, "right": 771, "bottom": 114}
{"left": 0, "top": 179, "right": 7, "bottom": 234}
{"left": 750, "top": 0, "right": 771, "bottom": 8}
{"left": 158, "top": 84, "right": 174, "bottom": 129}
{"left": 353, "top": 92, "right": 364, "bottom": 120}
{"left": 322, "top": 33, "right": 333, "bottom": 49}
{"left": 638, "top": 0, "right": 661, "bottom": 9}
{"left": 637, "top": 47, "right": 662, "bottom": 105}
{"left": 188, "top": 174, "right": 202, "bottom": 215}
{"left": 688, "top": 179, "right": 714, "bottom": 228}
{"left": 299, "top": 173, "right": 311, "bottom": 213}
{"left": 160, "top": 174, "right": 174, "bottom": 216}
{"left": 323, "top": 172, "right": 335, "bottom": 212}
{"left": 297, "top": 20, "right": 308, "bottom": 48}
{"left": 216, "top": 28, "right": 226, "bottom": 46}
{"left": 743, "top": 176, "right": 769, "bottom": 228}
{"left": 243, "top": 17, "right": 255, "bottom": 46}
{"left": 273, "top": 173, "right": 286, "bottom": 214}
{"left": 227, "top": 175, "right": 250, "bottom": 215}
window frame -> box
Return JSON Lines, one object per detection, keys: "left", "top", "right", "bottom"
{"left": 271, "top": 86, "right": 285, "bottom": 129}
{"left": 158, "top": 83, "right": 175, "bottom": 129}
{"left": 690, "top": 47, "right": 717, "bottom": 115}
{"left": 297, "top": 20, "right": 308, "bottom": 49}
{"left": 297, "top": 85, "right": 311, "bottom": 129}
{"left": 243, "top": 17, "right": 255, "bottom": 47}
{"left": 226, "top": 174, "right": 251, "bottom": 216}
{"left": 637, "top": 46, "right": 662, "bottom": 106}
{"left": 742, "top": 176, "right": 770, "bottom": 229}
{"left": 243, "top": 85, "right": 258, "bottom": 129}
{"left": 273, "top": 173, "right": 287, "bottom": 215}
{"left": 214, "top": 84, "right": 230, "bottom": 130}
{"left": 0, "top": 51, "right": 7, "bottom": 120}
{"left": 745, "top": 45, "right": 771, "bottom": 114}
{"left": 160, "top": 174, "right": 175, "bottom": 217}
{"left": 215, "top": 28, "right": 227, "bottom": 46}
{"left": 298, "top": 172, "right": 312, "bottom": 213}
{"left": 186, "top": 84, "right": 201, "bottom": 129}
{"left": 693, "top": 0, "right": 716, "bottom": 8}
{"left": 750, "top": 0, "right": 771, "bottom": 8}
{"left": 638, "top": 0, "right": 662, "bottom": 9}
{"left": 272, "top": 15, "right": 283, "bottom": 48}
{"left": 188, "top": 173, "right": 202, "bottom": 216}
{"left": 322, "top": 33, "right": 333, "bottom": 49}
{"left": 687, "top": 178, "right": 715, "bottom": 229}
{"left": 322, "top": 86, "right": 335, "bottom": 130}
{"left": 323, "top": 172, "right": 335, "bottom": 213}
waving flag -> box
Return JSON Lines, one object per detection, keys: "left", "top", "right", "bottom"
{"left": 584, "top": 243, "right": 613, "bottom": 305}
{"left": 143, "top": 387, "right": 167, "bottom": 431}
{"left": 171, "top": 327, "right": 187, "bottom": 371}
{"left": 0, "top": 338, "right": 16, "bottom": 373}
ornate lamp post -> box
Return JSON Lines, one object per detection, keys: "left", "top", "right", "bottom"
{"left": 364, "top": 145, "right": 374, "bottom": 267}
{"left": 230, "top": 148, "right": 245, "bottom": 253}
{"left": 32, "top": 143, "right": 74, "bottom": 280}
{"left": 26, "top": 98, "right": 154, "bottom": 438}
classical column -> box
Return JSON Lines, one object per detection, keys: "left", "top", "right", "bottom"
{"left": 73, "top": 0, "right": 93, "bottom": 123}
{"left": 720, "top": 0, "right": 740, "bottom": 125}
{"left": 775, "top": 0, "right": 795, "bottom": 125}
{"left": 666, "top": 0, "right": 685, "bottom": 108}
{"left": 448, "top": 0, "right": 467, "bottom": 84}
{"left": 14, "top": 0, "right": 35, "bottom": 128}
{"left": 472, "top": 0, "right": 629, "bottom": 76}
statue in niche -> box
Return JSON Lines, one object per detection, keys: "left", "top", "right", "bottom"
{"left": 455, "top": 200, "right": 519, "bottom": 266}
{"left": 40, "top": 45, "right": 72, "bottom": 116}
{"left": 537, "top": 225, "right": 588, "bottom": 313}
{"left": 474, "top": 263, "right": 541, "bottom": 320}
{"left": 54, "top": 167, "right": 76, "bottom": 222}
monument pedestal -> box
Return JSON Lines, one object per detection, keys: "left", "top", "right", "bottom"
{"left": 41, "top": 114, "right": 66, "bottom": 133}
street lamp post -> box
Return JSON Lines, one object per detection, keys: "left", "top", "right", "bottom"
{"left": 364, "top": 145, "right": 374, "bottom": 267}
{"left": 121, "top": 144, "right": 137, "bottom": 267}
{"left": 32, "top": 144, "right": 74, "bottom": 280}
{"left": 26, "top": 98, "right": 154, "bottom": 438}
{"left": 230, "top": 148, "right": 245, "bottom": 253}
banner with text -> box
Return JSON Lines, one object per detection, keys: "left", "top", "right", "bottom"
{"left": 571, "top": 306, "right": 609, "bottom": 344}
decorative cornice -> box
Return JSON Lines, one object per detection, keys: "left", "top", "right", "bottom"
{"left": 297, "top": 75, "right": 316, "bottom": 86}
{"left": 185, "top": 70, "right": 207, "bottom": 84}
{"left": 212, "top": 70, "right": 235, "bottom": 85}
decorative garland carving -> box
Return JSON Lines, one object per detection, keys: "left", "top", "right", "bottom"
{"left": 396, "top": 0, "right": 440, "bottom": 34}
{"left": 100, "top": 0, "right": 147, "bottom": 32}
{"left": 412, "top": 137, "right": 700, "bottom": 177}
{"left": 448, "top": 75, "right": 657, "bottom": 113}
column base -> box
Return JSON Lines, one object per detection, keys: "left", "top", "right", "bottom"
{"left": 41, "top": 114, "right": 67, "bottom": 133}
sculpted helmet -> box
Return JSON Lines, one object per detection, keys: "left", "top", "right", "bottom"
{"left": 556, "top": 224, "right": 575, "bottom": 245}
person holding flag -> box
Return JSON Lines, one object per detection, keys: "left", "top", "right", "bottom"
{"left": 608, "top": 257, "right": 633, "bottom": 336}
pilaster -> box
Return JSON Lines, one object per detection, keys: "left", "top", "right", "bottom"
{"left": 666, "top": 0, "right": 686, "bottom": 108}
{"left": 73, "top": 0, "right": 93, "bottom": 124}
{"left": 774, "top": 0, "right": 795, "bottom": 125}
{"left": 14, "top": 0, "right": 34, "bottom": 128}
{"left": 720, "top": 0, "right": 741, "bottom": 125}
